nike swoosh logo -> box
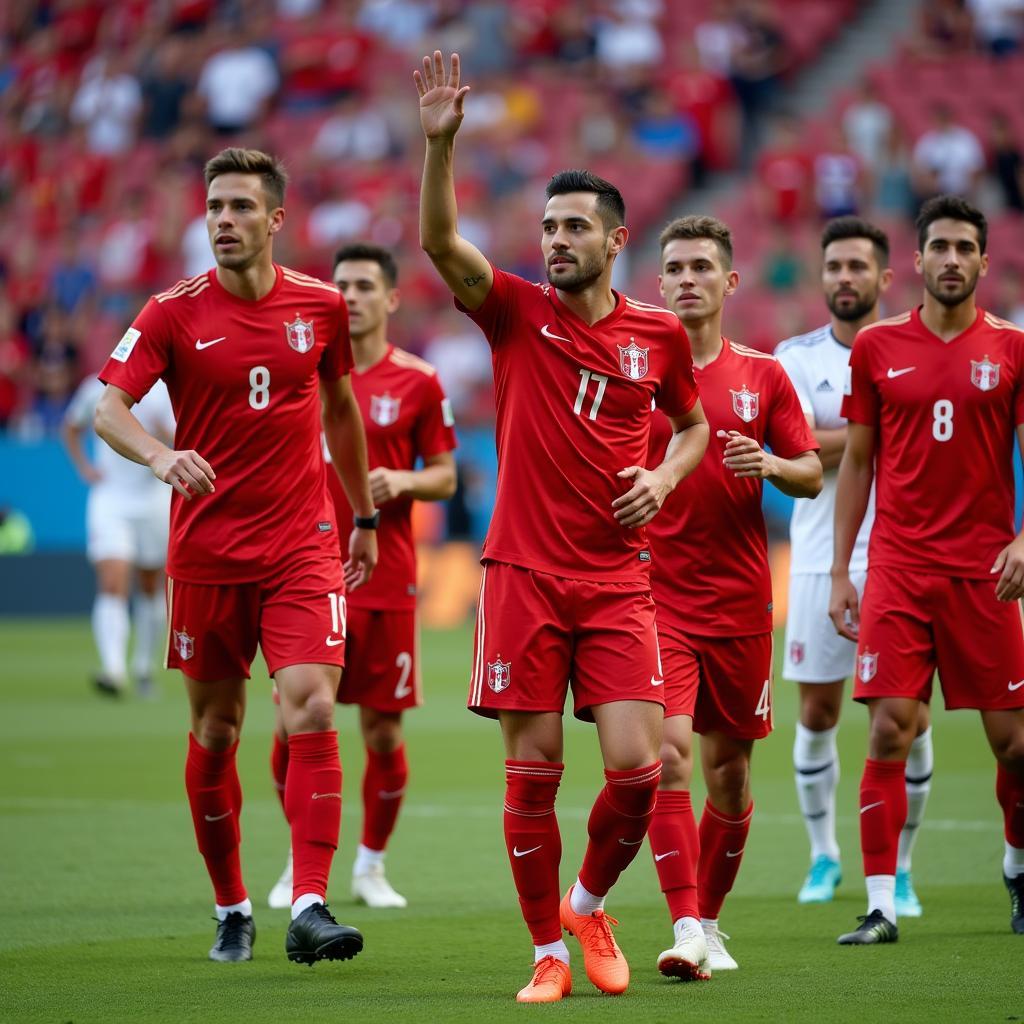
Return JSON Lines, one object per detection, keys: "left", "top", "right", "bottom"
{"left": 204, "top": 811, "right": 231, "bottom": 822}
{"left": 379, "top": 788, "right": 406, "bottom": 799}
{"left": 618, "top": 838, "right": 643, "bottom": 846}
{"left": 195, "top": 336, "right": 227, "bottom": 350}
{"left": 325, "top": 635, "right": 344, "bottom": 647}
{"left": 725, "top": 848, "right": 744, "bottom": 858}
{"left": 513, "top": 845, "right": 542, "bottom": 857}
{"left": 1009, "top": 680, "right": 1024, "bottom": 691}
{"left": 312, "top": 792, "right": 341, "bottom": 800}
{"left": 651, "top": 676, "right": 664, "bottom": 687}
{"left": 886, "top": 366, "right": 915, "bottom": 378}
{"left": 540, "top": 324, "right": 572, "bottom": 344}
{"left": 654, "top": 851, "right": 678, "bottom": 862}
{"left": 860, "top": 800, "right": 884, "bottom": 814}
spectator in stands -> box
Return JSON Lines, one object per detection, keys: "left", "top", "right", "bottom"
{"left": 70, "top": 50, "right": 142, "bottom": 155}
{"left": 17, "top": 305, "right": 79, "bottom": 438}
{"left": 96, "top": 191, "right": 157, "bottom": 313}
{"left": 813, "top": 128, "right": 865, "bottom": 220}
{"left": 695, "top": 0, "right": 741, "bottom": 77}
{"left": 967, "top": 0, "right": 1024, "bottom": 56}
{"left": 140, "top": 35, "right": 193, "bottom": 139}
{"left": 755, "top": 114, "right": 813, "bottom": 222}
{"left": 196, "top": 25, "right": 279, "bottom": 132}
{"left": 842, "top": 79, "right": 893, "bottom": 175}
{"left": 357, "top": 0, "right": 435, "bottom": 48}
{"left": 0, "top": 292, "right": 30, "bottom": 429}
{"left": 760, "top": 225, "right": 804, "bottom": 292}
{"left": 989, "top": 110, "right": 1024, "bottom": 212}
{"left": 873, "top": 124, "right": 917, "bottom": 221}
{"left": 49, "top": 234, "right": 97, "bottom": 314}
{"left": 994, "top": 267, "right": 1024, "bottom": 326}
{"left": 595, "top": 2, "right": 664, "bottom": 72}
{"left": 911, "top": 102, "right": 985, "bottom": 202}
{"left": 313, "top": 93, "right": 395, "bottom": 163}
{"left": 631, "top": 88, "right": 699, "bottom": 165}
{"left": 913, "top": 0, "right": 975, "bottom": 56}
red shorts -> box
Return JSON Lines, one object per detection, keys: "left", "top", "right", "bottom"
{"left": 337, "top": 607, "right": 420, "bottom": 712}
{"left": 658, "top": 621, "right": 773, "bottom": 739}
{"left": 854, "top": 566, "right": 1024, "bottom": 710}
{"left": 165, "top": 555, "right": 346, "bottom": 681}
{"left": 468, "top": 561, "right": 665, "bottom": 722}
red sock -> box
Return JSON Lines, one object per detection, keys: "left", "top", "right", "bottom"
{"left": 285, "top": 731, "right": 342, "bottom": 903}
{"left": 504, "top": 760, "right": 563, "bottom": 945}
{"left": 649, "top": 789, "right": 700, "bottom": 922}
{"left": 859, "top": 758, "right": 907, "bottom": 876}
{"left": 184, "top": 733, "right": 247, "bottom": 906}
{"left": 361, "top": 744, "right": 409, "bottom": 852}
{"left": 697, "top": 800, "right": 753, "bottom": 919}
{"left": 578, "top": 762, "right": 662, "bottom": 899}
{"left": 996, "top": 764, "right": 1024, "bottom": 847}
{"left": 270, "top": 733, "right": 289, "bottom": 819}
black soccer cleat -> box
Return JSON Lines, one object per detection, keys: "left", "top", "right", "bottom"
{"left": 286, "top": 903, "right": 363, "bottom": 966}
{"left": 209, "top": 912, "right": 255, "bottom": 962}
{"left": 1005, "top": 873, "right": 1024, "bottom": 934}
{"left": 837, "top": 909, "right": 898, "bottom": 945}
{"left": 93, "top": 674, "right": 124, "bottom": 698}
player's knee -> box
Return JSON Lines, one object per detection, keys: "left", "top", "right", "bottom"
{"left": 868, "top": 714, "right": 913, "bottom": 758}
{"left": 705, "top": 758, "right": 749, "bottom": 807}
{"left": 193, "top": 714, "right": 241, "bottom": 750}
{"left": 658, "top": 739, "right": 692, "bottom": 787}
{"left": 801, "top": 699, "right": 839, "bottom": 732}
{"left": 296, "top": 694, "right": 336, "bottom": 733}
{"left": 992, "top": 734, "right": 1024, "bottom": 770}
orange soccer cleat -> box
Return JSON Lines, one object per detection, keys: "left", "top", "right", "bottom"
{"left": 558, "top": 887, "right": 629, "bottom": 995}
{"left": 516, "top": 956, "right": 572, "bottom": 1003}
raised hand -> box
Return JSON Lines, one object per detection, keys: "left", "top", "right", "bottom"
{"left": 414, "top": 50, "right": 470, "bottom": 140}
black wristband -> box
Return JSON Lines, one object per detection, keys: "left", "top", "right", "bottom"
{"left": 354, "top": 510, "right": 380, "bottom": 530}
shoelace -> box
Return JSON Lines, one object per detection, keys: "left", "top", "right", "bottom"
{"left": 531, "top": 956, "right": 566, "bottom": 985}
{"left": 577, "top": 911, "right": 621, "bottom": 959}
{"left": 704, "top": 927, "right": 731, "bottom": 952}
{"left": 215, "top": 913, "right": 250, "bottom": 950}
{"left": 308, "top": 903, "right": 339, "bottom": 925}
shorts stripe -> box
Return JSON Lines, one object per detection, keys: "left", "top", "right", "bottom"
{"left": 163, "top": 577, "right": 174, "bottom": 669}
{"left": 472, "top": 566, "right": 487, "bottom": 705}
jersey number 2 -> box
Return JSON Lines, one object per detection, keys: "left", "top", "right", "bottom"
{"left": 394, "top": 651, "right": 413, "bottom": 699}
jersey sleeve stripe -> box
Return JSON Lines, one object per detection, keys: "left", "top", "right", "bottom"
{"left": 281, "top": 269, "right": 340, "bottom": 294}
{"left": 857, "top": 311, "right": 912, "bottom": 334}
{"left": 154, "top": 274, "right": 208, "bottom": 302}
{"left": 984, "top": 312, "right": 1024, "bottom": 333}
{"left": 389, "top": 349, "right": 437, "bottom": 376}
{"left": 624, "top": 296, "right": 678, "bottom": 319}
{"left": 732, "top": 343, "right": 777, "bottom": 360}
{"left": 156, "top": 280, "right": 210, "bottom": 303}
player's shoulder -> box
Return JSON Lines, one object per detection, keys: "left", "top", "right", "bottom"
{"left": 279, "top": 265, "right": 343, "bottom": 300}
{"left": 856, "top": 310, "right": 914, "bottom": 339}
{"left": 387, "top": 345, "right": 438, "bottom": 379}
{"left": 153, "top": 272, "right": 212, "bottom": 306}
{"left": 775, "top": 324, "right": 832, "bottom": 358}
{"left": 622, "top": 294, "right": 681, "bottom": 327}
{"left": 982, "top": 310, "right": 1024, "bottom": 337}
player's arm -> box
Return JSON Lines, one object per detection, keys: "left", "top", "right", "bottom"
{"left": 990, "top": 422, "right": 1024, "bottom": 602}
{"left": 718, "top": 429, "right": 823, "bottom": 497}
{"left": 810, "top": 422, "right": 848, "bottom": 470}
{"left": 613, "top": 401, "right": 710, "bottom": 528}
{"left": 94, "top": 384, "right": 215, "bottom": 500}
{"left": 369, "top": 451, "right": 457, "bottom": 505}
{"left": 321, "top": 374, "right": 378, "bottom": 589}
{"left": 415, "top": 50, "right": 492, "bottom": 311}
{"left": 828, "top": 421, "right": 875, "bottom": 640}
{"left": 60, "top": 415, "right": 102, "bottom": 485}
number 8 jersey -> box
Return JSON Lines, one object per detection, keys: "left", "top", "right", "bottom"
{"left": 458, "top": 266, "right": 699, "bottom": 582}
{"left": 99, "top": 265, "right": 353, "bottom": 584}
{"left": 842, "top": 306, "right": 1024, "bottom": 578}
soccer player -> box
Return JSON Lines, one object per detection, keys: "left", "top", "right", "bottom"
{"left": 645, "top": 215, "right": 822, "bottom": 978}
{"left": 415, "top": 52, "right": 709, "bottom": 1002}
{"left": 776, "top": 218, "right": 933, "bottom": 913}
{"left": 94, "top": 147, "right": 379, "bottom": 965}
{"left": 831, "top": 194, "right": 1024, "bottom": 944}
{"left": 62, "top": 373, "right": 174, "bottom": 698}
{"left": 267, "top": 243, "right": 457, "bottom": 911}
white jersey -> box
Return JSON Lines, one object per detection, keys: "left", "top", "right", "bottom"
{"left": 65, "top": 375, "right": 175, "bottom": 512}
{"left": 775, "top": 325, "right": 873, "bottom": 574}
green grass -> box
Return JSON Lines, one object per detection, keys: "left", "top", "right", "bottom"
{"left": 1, "top": 618, "right": 1021, "bottom": 1023}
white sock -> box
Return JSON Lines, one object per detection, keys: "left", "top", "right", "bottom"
{"left": 93, "top": 593, "right": 129, "bottom": 682}
{"left": 793, "top": 722, "right": 841, "bottom": 862}
{"left": 672, "top": 915, "right": 702, "bottom": 942}
{"left": 865, "top": 874, "right": 896, "bottom": 922}
{"left": 291, "top": 892, "right": 324, "bottom": 919}
{"left": 570, "top": 879, "right": 604, "bottom": 916}
{"left": 215, "top": 898, "right": 252, "bottom": 921}
{"left": 897, "top": 727, "right": 933, "bottom": 872}
{"left": 534, "top": 939, "right": 570, "bottom": 964}
{"left": 699, "top": 916, "right": 720, "bottom": 933}
{"left": 131, "top": 591, "right": 165, "bottom": 677}
{"left": 353, "top": 843, "right": 385, "bottom": 876}
{"left": 1004, "top": 841, "right": 1024, "bottom": 879}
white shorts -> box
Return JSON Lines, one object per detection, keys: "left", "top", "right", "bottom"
{"left": 783, "top": 571, "right": 867, "bottom": 683}
{"left": 86, "top": 487, "right": 170, "bottom": 568}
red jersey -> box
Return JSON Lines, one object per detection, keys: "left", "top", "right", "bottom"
{"left": 460, "top": 267, "right": 699, "bottom": 583}
{"left": 648, "top": 338, "right": 817, "bottom": 636}
{"left": 325, "top": 344, "right": 457, "bottom": 610}
{"left": 842, "top": 307, "right": 1024, "bottom": 579}
{"left": 99, "top": 265, "right": 353, "bottom": 584}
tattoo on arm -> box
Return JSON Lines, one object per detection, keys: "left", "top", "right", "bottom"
{"left": 463, "top": 274, "right": 487, "bottom": 287}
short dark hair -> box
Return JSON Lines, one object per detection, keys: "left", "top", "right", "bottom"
{"left": 545, "top": 169, "right": 625, "bottom": 230}
{"left": 332, "top": 243, "right": 398, "bottom": 287}
{"left": 658, "top": 214, "right": 734, "bottom": 270}
{"left": 915, "top": 194, "right": 988, "bottom": 254}
{"left": 820, "top": 216, "right": 890, "bottom": 268}
{"left": 204, "top": 147, "right": 288, "bottom": 210}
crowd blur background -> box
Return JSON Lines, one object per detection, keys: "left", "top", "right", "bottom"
{"left": 3, "top": 0, "right": 1024, "bottom": 616}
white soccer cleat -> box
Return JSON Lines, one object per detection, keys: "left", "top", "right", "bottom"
{"left": 352, "top": 863, "right": 407, "bottom": 908}
{"left": 267, "top": 848, "right": 293, "bottom": 909}
{"left": 657, "top": 922, "right": 711, "bottom": 981}
{"left": 702, "top": 922, "right": 738, "bottom": 970}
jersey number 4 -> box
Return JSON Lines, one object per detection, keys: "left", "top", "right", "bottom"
{"left": 573, "top": 369, "right": 609, "bottom": 421}
{"left": 755, "top": 679, "right": 771, "bottom": 722}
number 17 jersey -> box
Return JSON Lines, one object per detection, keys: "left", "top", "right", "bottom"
{"left": 459, "top": 266, "right": 699, "bottom": 583}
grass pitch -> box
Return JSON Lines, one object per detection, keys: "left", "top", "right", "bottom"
{"left": 1, "top": 617, "right": 1021, "bottom": 1023}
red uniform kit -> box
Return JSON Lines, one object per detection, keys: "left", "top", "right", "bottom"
{"left": 648, "top": 338, "right": 817, "bottom": 738}
{"left": 461, "top": 267, "right": 699, "bottom": 720}
{"left": 99, "top": 266, "right": 354, "bottom": 681}
{"left": 325, "top": 344, "right": 457, "bottom": 711}
{"left": 843, "top": 308, "right": 1024, "bottom": 709}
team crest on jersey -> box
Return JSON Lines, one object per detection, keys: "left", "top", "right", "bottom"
{"left": 789, "top": 641, "right": 805, "bottom": 666}
{"left": 858, "top": 650, "right": 877, "bottom": 683}
{"left": 369, "top": 393, "right": 401, "bottom": 427}
{"left": 285, "top": 315, "right": 315, "bottom": 353}
{"left": 486, "top": 656, "right": 511, "bottom": 693}
{"left": 971, "top": 355, "right": 1000, "bottom": 392}
{"left": 618, "top": 339, "right": 649, "bottom": 380}
{"left": 174, "top": 630, "right": 194, "bottom": 661}
{"left": 730, "top": 386, "right": 760, "bottom": 422}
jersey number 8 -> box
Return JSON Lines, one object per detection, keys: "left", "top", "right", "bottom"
{"left": 932, "top": 399, "right": 953, "bottom": 442}
{"left": 249, "top": 366, "right": 270, "bottom": 410}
